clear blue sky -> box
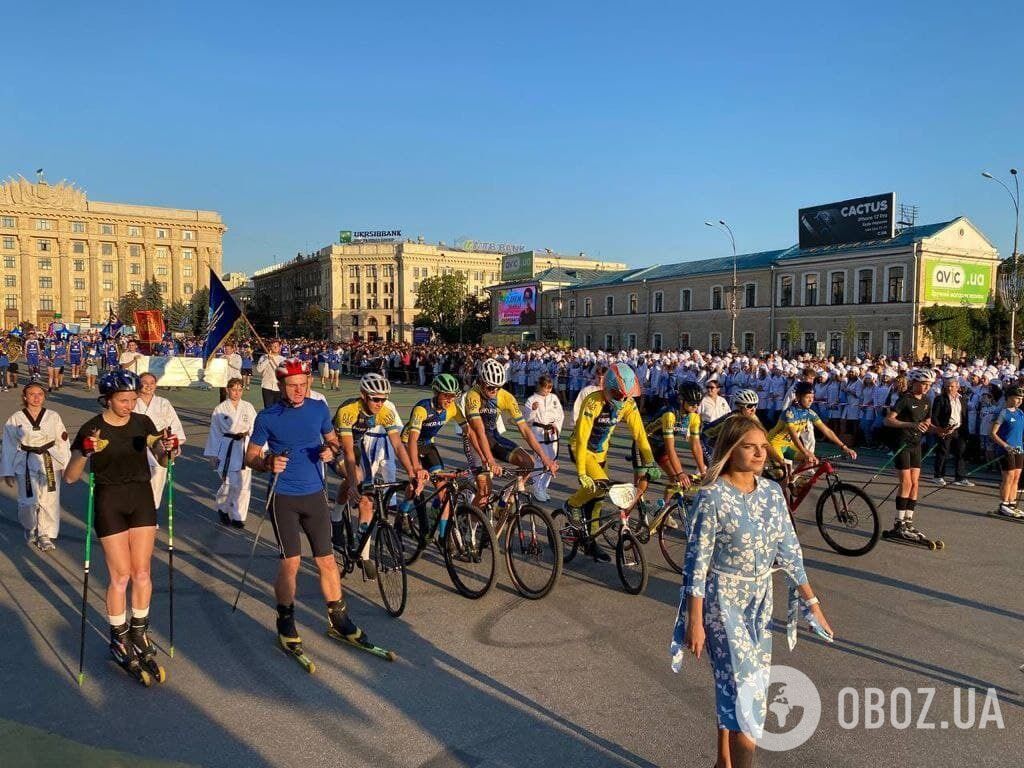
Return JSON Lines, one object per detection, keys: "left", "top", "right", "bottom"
{"left": 5, "top": 1, "right": 1022, "bottom": 273}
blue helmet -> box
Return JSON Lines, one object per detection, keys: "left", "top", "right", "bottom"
{"left": 603, "top": 363, "right": 641, "bottom": 401}
{"left": 98, "top": 370, "right": 141, "bottom": 396}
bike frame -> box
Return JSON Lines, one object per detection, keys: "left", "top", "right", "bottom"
{"left": 338, "top": 481, "right": 406, "bottom": 569}
{"left": 787, "top": 459, "right": 837, "bottom": 512}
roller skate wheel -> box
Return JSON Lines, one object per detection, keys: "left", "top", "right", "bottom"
{"left": 138, "top": 669, "right": 153, "bottom": 687}
{"left": 154, "top": 666, "right": 167, "bottom": 683}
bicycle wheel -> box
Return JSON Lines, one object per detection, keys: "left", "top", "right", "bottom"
{"left": 384, "top": 487, "right": 428, "bottom": 565}
{"left": 657, "top": 502, "right": 688, "bottom": 574}
{"left": 504, "top": 504, "right": 562, "bottom": 599}
{"left": 374, "top": 521, "right": 408, "bottom": 617}
{"left": 815, "top": 481, "right": 881, "bottom": 556}
{"left": 549, "top": 508, "right": 579, "bottom": 563}
{"left": 615, "top": 528, "right": 648, "bottom": 595}
{"left": 443, "top": 504, "right": 497, "bottom": 599}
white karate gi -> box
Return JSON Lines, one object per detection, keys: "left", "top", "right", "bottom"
{"left": 0, "top": 408, "right": 71, "bottom": 540}
{"left": 134, "top": 395, "right": 186, "bottom": 509}
{"left": 525, "top": 392, "right": 563, "bottom": 497}
{"left": 203, "top": 399, "right": 257, "bottom": 522}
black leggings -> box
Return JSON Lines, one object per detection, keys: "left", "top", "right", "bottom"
{"left": 269, "top": 491, "right": 332, "bottom": 559}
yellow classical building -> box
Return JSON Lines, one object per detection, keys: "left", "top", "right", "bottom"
{"left": 0, "top": 174, "right": 225, "bottom": 328}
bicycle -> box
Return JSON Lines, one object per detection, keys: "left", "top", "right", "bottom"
{"left": 332, "top": 480, "right": 409, "bottom": 617}
{"left": 474, "top": 468, "right": 562, "bottom": 600}
{"left": 626, "top": 475, "right": 702, "bottom": 574}
{"left": 386, "top": 470, "right": 498, "bottom": 600}
{"left": 551, "top": 480, "right": 647, "bottom": 595}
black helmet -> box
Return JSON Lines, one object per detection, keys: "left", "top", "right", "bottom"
{"left": 794, "top": 381, "right": 815, "bottom": 397}
{"left": 677, "top": 381, "right": 703, "bottom": 406}
{"left": 98, "top": 370, "right": 141, "bottom": 396}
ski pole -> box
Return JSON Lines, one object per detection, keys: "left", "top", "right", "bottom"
{"left": 919, "top": 452, "right": 1003, "bottom": 501}
{"left": 77, "top": 469, "right": 95, "bottom": 687}
{"left": 859, "top": 442, "right": 909, "bottom": 492}
{"left": 167, "top": 454, "right": 175, "bottom": 658}
{"left": 232, "top": 450, "right": 287, "bottom": 612}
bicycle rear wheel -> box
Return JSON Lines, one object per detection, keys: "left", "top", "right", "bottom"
{"left": 550, "top": 508, "right": 579, "bottom": 563}
{"left": 815, "top": 481, "right": 880, "bottom": 556}
{"left": 615, "top": 528, "right": 648, "bottom": 595}
{"left": 443, "top": 504, "right": 497, "bottom": 599}
{"left": 384, "top": 488, "right": 428, "bottom": 565}
{"left": 374, "top": 522, "right": 408, "bottom": 617}
{"left": 505, "top": 504, "right": 562, "bottom": 599}
{"left": 657, "top": 502, "right": 688, "bottom": 574}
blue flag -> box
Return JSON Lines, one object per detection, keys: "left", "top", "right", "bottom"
{"left": 203, "top": 270, "right": 243, "bottom": 363}
{"left": 100, "top": 309, "right": 123, "bottom": 340}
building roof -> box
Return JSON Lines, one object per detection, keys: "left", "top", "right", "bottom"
{"left": 774, "top": 217, "right": 962, "bottom": 261}
{"left": 485, "top": 266, "right": 611, "bottom": 291}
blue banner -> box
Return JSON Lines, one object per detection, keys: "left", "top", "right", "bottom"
{"left": 203, "top": 270, "right": 243, "bottom": 363}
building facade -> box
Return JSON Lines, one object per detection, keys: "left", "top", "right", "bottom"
{"left": 0, "top": 175, "right": 224, "bottom": 329}
{"left": 251, "top": 239, "right": 624, "bottom": 342}
{"left": 557, "top": 217, "right": 999, "bottom": 359}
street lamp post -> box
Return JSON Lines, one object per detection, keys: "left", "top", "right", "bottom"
{"left": 983, "top": 169, "right": 1021, "bottom": 363}
{"left": 706, "top": 219, "right": 738, "bottom": 353}
{"left": 273, "top": 320, "right": 280, "bottom": 338}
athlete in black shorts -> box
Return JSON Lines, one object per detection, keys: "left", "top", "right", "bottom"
{"left": 883, "top": 368, "right": 935, "bottom": 541}
{"left": 64, "top": 370, "right": 179, "bottom": 679}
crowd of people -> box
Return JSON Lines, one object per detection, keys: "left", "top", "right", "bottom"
{"left": 3, "top": 328, "right": 1021, "bottom": 764}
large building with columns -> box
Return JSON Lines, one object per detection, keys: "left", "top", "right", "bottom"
{"left": 0, "top": 175, "right": 224, "bottom": 328}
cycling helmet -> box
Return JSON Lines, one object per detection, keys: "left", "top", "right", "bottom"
{"left": 359, "top": 372, "right": 392, "bottom": 396}
{"left": 275, "top": 357, "right": 310, "bottom": 380}
{"left": 677, "top": 381, "right": 703, "bottom": 406}
{"left": 431, "top": 373, "right": 461, "bottom": 394}
{"left": 98, "top": 370, "right": 141, "bottom": 396}
{"left": 732, "top": 389, "right": 759, "bottom": 407}
{"left": 477, "top": 358, "right": 508, "bottom": 388}
{"left": 907, "top": 368, "right": 935, "bottom": 384}
{"left": 603, "top": 363, "right": 641, "bottom": 401}
{"left": 794, "top": 381, "right": 815, "bottom": 397}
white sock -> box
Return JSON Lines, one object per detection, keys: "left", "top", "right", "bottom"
{"left": 108, "top": 612, "right": 127, "bottom": 626}
{"left": 896, "top": 509, "right": 907, "bottom": 520}
{"left": 132, "top": 606, "right": 149, "bottom": 620}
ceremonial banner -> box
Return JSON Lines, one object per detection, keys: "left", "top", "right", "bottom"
{"left": 134, "top": 355, "right": 205, "bottom": 387}
{"left": 134, "top": 310, "right": 165, "bottom": 352}
{"left": 203, "top": 270, "right": 243, "bottom": 362}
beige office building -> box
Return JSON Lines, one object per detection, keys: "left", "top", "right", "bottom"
{"left": 0, "top": 175, "right": 224, "bottom": 328}
{"left": 252, "top": 238, "right": 623, "bottom": 341}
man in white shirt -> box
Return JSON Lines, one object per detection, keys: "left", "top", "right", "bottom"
{"left": 220, "top": 342, "right": 244, "bottom": 403}
{"left": 525, "top": 375, "right": 564, "bottom": 502}
{"left": 256, "top": 341, "right": 285, "bottom": 409}
{"left": 118, "top": 339, "right": 143, "bottom": 373}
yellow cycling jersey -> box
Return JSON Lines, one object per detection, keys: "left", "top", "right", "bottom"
{"left": 767, "top": 405, "right": 821, "bottom": 451}
{"left": 458, "top": 386, "right": 524, "bottom": 433}
{"left": 401, "top": 397, "right": 462, "bottom": 445}
{"left": 645, "top": 406, "right": 701, "bottom": 445}
{"left": 333, "top": 398, "right": 399, "bottom": 443}
{"left": 571, "top": 390, "right": 653, "bottom": 464}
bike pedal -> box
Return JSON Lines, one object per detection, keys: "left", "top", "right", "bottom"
{"left": 359, "top": 560, "right": 378, "bottom": 581}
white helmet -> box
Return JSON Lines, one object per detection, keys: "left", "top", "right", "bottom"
{"left": 359, "top": 372, "right": 391, "bottom": 396}
{"left": 907, "top": 368, "right": 935, "bottom": 384}
{"left": 477, "top": 358, "right": 507, "bottom": 388}
{"left": 733, "top": 389, "right": 759, "bottom": 407}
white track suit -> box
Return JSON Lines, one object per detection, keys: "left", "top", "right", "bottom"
{"left": 204, "top": 399, "right": 257, "bottom": 522}
{"left": 525, "top": 391, "right": 563, "bottom": 498}
{"left": 134, "top": 394, "right": 186, "bottom": 509}
{"left": 0, "top": 408, "right": 71, "bottom": 540}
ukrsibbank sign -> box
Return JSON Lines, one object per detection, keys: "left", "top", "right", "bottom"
{"left": 922, "top": 257, "right": 992, "bottom": 306}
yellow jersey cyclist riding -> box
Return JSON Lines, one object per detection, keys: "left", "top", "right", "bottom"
{"left": 459, "top": 358, "right": 558, "bottom": 508}
{"left": 634, "top": 381, "right": 706, "bottom": 503}
{"left": 566, "top": 362, "right": 660, "bottom": 562}
{"left": 767, "top": 381, "right": 857, "bottom": 467}
{"left": 332, "top": 372, "right": 428, "bottom": 542}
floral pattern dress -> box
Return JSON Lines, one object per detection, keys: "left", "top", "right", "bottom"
{"left": 671, "top": 476, "right": 808, "bottom": 738}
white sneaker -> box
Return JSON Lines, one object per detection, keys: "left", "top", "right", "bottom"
{"left": 532, "top": 489, "right": 550, "bottom": 502}
{"left": 933, "top": 477, "right": 947, "bottom": 486}
{"left": 35, "top": 535, "right": 55, "bottom": 552}
{"left": 953, "top": 479, "right": 975, "bottom": 487}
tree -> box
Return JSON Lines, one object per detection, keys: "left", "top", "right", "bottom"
{"left": 413, "top": 273, "right": 468, "bottom": 338}
{"left": 189, "top": 287, "right": 210, "bottom": 335}
{"left": 460, "top": 294, "right": 490, "bottom": 344}
{"left": 786, "top": 317, "right": 802, "bottom": 352}
{"left": 845, "top": 316, "right": 858, "bottom": 357}
{"left": 118, "top": 291, "right": 144, "bottom": 323}
{"left": 295, "top": 305, "right": 325, "bottom": 337}
{"left": 245, "top": 292, "right": 276, "bottom": 338}
{"left": 165, "top": 300, "right": 192, "bottom": 333}
{"left": 141, "top": 279, "right": 164, "bottom": 311}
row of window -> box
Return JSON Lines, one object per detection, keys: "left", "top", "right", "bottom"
{"left": 349, "top": 266, "right": 396, "bottom": 278}
{"left": 576, "top": 330, "right": 903, "bottom": 357}
{"left": 0, "top": 256, "right": 191, "bottom": 277}
{"left": 0, "top": 217, "right": 197, "bottom": 240}
{"left": 349, "top": 298, "right": 395, "bottom": 309}
{"left": 2, "top": 282, "right": 194, "bottom": 313}
{"left": 348, "top": 314, "right": 393, "bottom": 326}
{"left": 554, "top": 284, "right": 757, "bottom": 319}
{"left": 778, "top": 266, "right": 905, "bottom": 307}
{"left": 348, "top": 282, "right": 396, "bottom": 294}
{"left": 5, "top": 238, "right": 195, "bottom": 259}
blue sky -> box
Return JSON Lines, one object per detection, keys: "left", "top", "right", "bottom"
{"left": 5, "top": 1, "right": 1022, "bottom": 272}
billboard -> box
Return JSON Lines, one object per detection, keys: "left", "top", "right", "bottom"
{"left": 798, "top": 193, "right": 895, "bottom": 249}
{"left": 497, "top": 285, "right": 538, "bottom": 326}
{"left": 340, "top": 229, "right": 402, "bottom": 244}
{"left": 501, "top": 251, "right": 534, "bottom": 281}
{"left": 921, "top": 257, "right": 993, "bottom": 306}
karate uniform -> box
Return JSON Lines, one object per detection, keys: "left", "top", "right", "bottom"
{"left": 133, "top": 395, "right": 186, "bottom": 509}
{"left": 525, "top": 392, "right": 563, "bottom": 498}
{"left": 203, "top": 399, "right": 257, "bottom": 522}
{"left": 0, "top": 408, "right": 71, "bottom": 541}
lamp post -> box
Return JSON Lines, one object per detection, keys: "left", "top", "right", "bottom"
{"left": 706, "top": 219, "right": 738, "bottom": 352}
{"left": 273, "top": 320, "right": 280, "bottom": 338}
{"left": 983, "top": 169, "right": 1020, "bottom": 363}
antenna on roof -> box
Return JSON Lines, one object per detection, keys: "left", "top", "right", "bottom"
{"left": 896, "top": 203, "right": 918, "bottom": 232}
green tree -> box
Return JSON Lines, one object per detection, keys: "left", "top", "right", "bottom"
{"left": 413, "top": 273, "right": 468, "bottom": 338}
{"left": 141, "top": 279, "right": 164, "bottom": 310}
{"left": 460, "top": 294, "right": 491, "bottom": 344}
{"left": 844, "top": 316, "right": 858, "bottom": 357}
{"left": 245, "top": 292, "right": 276, "bottom": 338}
{"left": 295, "top": 305, "right": 325, "bottom": 337}
{"left": 118, "top": 290, "right": 144, "bottom": 323}
{"left": 165, "top": 300, "right": 191, "bottom": 333}
{"left": 189, "top": 287, "right": 210, "bottom": 335}
{"left": 786, "top": 317, "right": 802, "bottom": 352}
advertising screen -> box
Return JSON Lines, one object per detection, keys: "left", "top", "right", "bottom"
{"left": 798, "top": 193, "right": 895, "bottom": 249}
{"left": 921, "top": 257, "right": 993, "bottom": 306}
{"left": 497, "top": 285, "right": 538, "bottom": 327}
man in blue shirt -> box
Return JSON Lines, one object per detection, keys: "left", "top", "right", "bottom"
{"left": 244, "top": 358, "right": 376, "bottom": 662}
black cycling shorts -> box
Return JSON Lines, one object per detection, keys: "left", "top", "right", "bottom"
{"left": 418, "top": 444, "right": 444, "bottom": 473}
{"left": 1000, "top": 451, "right": 1024, "bottom": 471}
{"left": 94, "top": 482, "right": 157, "bottom": 538}
{"left": 269, "top": 490, "right": 332, "bottom": 559}
{"left": 894, "top": 442, "right": 923, "bottom": 470}
{"left": 463, "top": 432, "right": 520, "bottom": 474}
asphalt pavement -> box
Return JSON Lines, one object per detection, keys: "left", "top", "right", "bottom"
{"left": 0, "top": 377, "right": 1020, "bottom": 767}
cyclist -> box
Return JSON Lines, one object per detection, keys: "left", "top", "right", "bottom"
{"left": 700, "top": 388, "right": 763, "bottom": 459}
{"left": 566, "top": 363, "right": 659, "bottom": 562}
{"left": 332, "top": 373, "right": 427, "bottom": 547}
{"left": 459, "top": 358, "right": 558, "bottom": 508}
{"left": 767, "top": 381, "right": 857, "bottom": 467}
{"left": 633, "top": 381, "right": 705, "bottom": 505}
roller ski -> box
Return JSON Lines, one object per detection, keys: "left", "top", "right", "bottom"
{"left": 128, "top": 616, "right": 167, "bottom": 683}
{"left": 109, "top": 623, "right": 158, "bottom": 686}
{"left": 881, "top": 520, "right": 945, "bottom": 550}
{"left": 277, "top": 604, "right": 315, "bottom": 673}
{"left": 325, "top": 599, "right": 396, "bottom": 662}
{"left": 990, "top": 502, "right": 1024, "bottom": 521}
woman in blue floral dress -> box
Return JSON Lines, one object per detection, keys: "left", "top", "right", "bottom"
{"left": 671, "top": 415, "right": 834, "bottom": 768}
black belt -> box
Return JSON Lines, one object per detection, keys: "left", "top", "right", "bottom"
{"left": 19, "top": 441, "right": 56, "bottom": 495}
{"left": 221, "top": 432, "right": 248, "bottom": 479}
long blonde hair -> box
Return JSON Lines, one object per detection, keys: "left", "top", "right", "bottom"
{"left": 703, "top": 415, "right": 768, "bottom": 486}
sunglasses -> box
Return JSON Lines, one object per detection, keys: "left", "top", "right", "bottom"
{"left": 368, "top": 396, "right": 388, "bottom": 403}
{"left": 740, "top": 404, "right": 756, "bottom": 410}
{"left": 483, "top": 385, "right": 500, "bottom": 392}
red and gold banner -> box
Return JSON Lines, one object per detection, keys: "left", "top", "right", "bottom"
{"left": 134, "top": 310, "right": 165, "bottom": 346}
